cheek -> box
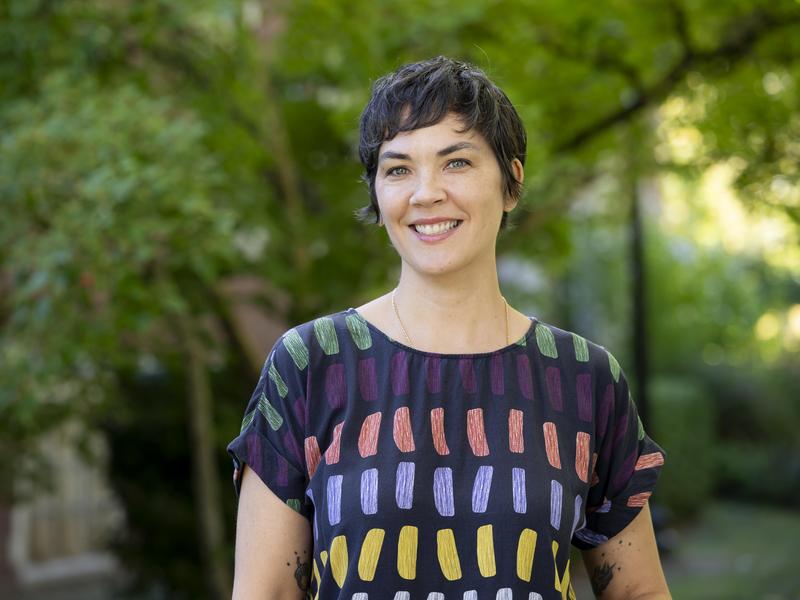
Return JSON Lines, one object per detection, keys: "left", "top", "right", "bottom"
{"left": 376, "top": 183, "right": 406, "bottom": 215}
{"left": 374, "top": 183, "right": 388, "bottom": 214}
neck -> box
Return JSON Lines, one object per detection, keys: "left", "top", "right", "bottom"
{"left": 392, "top": 261, "right": 509, "bottom": 350}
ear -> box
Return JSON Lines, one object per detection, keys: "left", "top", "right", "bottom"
{"left": 504, "top": 158, "right": 525, "bottom": 212}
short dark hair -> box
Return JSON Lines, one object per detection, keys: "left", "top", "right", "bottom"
{"left": 355, "top": 56, "right": 527, "bottom": 231}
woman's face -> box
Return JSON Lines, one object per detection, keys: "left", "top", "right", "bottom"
{"left": 375, "top": 112, "right": 523, "bottom": 277}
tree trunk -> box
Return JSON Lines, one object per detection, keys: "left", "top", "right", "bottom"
{"left": 177, "top": 313, "right": 231, "bottom": 600}
{"left": 627, "top": 160, "right": 650, "bottom": 425}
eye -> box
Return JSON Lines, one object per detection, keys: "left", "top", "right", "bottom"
{"left": 385, "top": 166, "right": 409, "bottom": 176}
{"left": 447, "top": 158, "right": 470, "bottom": 169}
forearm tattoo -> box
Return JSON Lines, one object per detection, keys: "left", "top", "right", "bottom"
{"left": 590, "top": 560, "right": 615, "bottom": 597}
{"left": 286, "top": 550, "right": 311, "bottom": 591}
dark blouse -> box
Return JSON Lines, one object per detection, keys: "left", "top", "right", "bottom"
{"left": 227, "top": 307, "right": 665, "bottom": 599}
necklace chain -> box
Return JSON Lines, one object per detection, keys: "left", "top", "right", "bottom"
{"left": 391, "top": 287, "right": 510, "bottom": 348}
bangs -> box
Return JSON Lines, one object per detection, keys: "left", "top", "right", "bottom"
{"left": 360, "top": 63, "right": 502, "bottom": 172}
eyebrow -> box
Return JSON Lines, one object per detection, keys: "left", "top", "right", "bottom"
{"left": 437, "top": 141, "right": 477, "bottom": 156}
{"left": 378, "top": 141, "right": 478, "bottom": 163}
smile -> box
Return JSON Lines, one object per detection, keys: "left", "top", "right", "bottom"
{"left": 411, "top": 220, "right": 462, "bottom": 235}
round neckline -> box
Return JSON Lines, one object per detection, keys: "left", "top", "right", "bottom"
{"left": 346, "top": 307, "right": 538, "bottom": 359}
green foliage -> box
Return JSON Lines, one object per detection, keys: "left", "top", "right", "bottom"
{"left": 650, "top": 376, "right": 716, "bottom": 521}
{"left": 0, "top": 71, "right": 241, "bottom": 466}
{"left": 645, "top": 223, "right": 769, "bottom": 372}
{"left": 700, "top": 362, "right": 800, "bottom": 506}
{"left": 713, "top": 441, "right": 800, "bottom": 508}
{"left": 1, "top": 0, "right": 800, "bottom": 594}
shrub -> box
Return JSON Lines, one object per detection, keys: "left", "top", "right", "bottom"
{"left": 649, "top": 376, "right": 715, "bottom": 521}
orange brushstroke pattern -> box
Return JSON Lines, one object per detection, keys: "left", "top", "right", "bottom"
{"left": 305, "top": 436, "right": 321, "bottom": 478}
{"left": 543, "top": 422, "right": 561, "bottom": 469}
{"left": 358, "top": 412, "right": 382, "bottom": 458}
{"left": 575, "top": 432, "right": 590, "bottom": 483}
{"left": 467, "top": 408, "right": 490, "bottom": 456}
{"left": 393, "top": 407, "right": 416, "bottom": 452}
{"left": 509, "top": 409, "right": 524, "bottom": 453}
{"left": 325, "top": 422, "right": 344, "bottom": 465}
{"left": 430, "top": 407, "right": 450, "bottom": 455}
{"left": 626, "top": 491, "right": 651, "bottom": 507}
{"left": 634, "top": 452, "right": 664, "bottom": 470}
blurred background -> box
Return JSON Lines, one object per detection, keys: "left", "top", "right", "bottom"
{"left": 1, "top": 0, "right": 798, "bottom": 598}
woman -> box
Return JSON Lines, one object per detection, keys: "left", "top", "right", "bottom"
{"left": 228, "top": 56, "right": 670, "bottom": 599}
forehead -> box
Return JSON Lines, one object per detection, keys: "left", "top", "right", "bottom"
{"left": 378, "top": 113, "right": 488, "bottom": 155}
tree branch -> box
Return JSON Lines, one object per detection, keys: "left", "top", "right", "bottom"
{"left": 667, "top": 0, "right": 694, "bottom": 55}
{"left": 554, "top": 8, "right": 800, "bottom": 154}
{"left": 535, "top": 31, "right": 644, "bottom": 94}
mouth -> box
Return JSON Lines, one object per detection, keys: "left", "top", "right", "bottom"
{"left": 409, "top": 220, "right": 463, "bottom": 235}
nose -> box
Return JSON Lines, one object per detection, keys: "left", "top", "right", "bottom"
{"left": 410, "top": 170, "right": 445, "bottom": 206}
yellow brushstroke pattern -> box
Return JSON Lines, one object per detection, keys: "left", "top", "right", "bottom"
{"left": 329, "top": 536, "right": 348, "bottom": 588}
{"left": 558, "top": 559, "right": 572, "bottom": 600}
{"left": 551, "top": 541, "right": 573, "bottom": 597}
{"left": 320, "top": 550, "right": 328, "bottom": 566}
{"left": 357, "top": 528, "right": 385, "bottom": 581}
{"left": 312, "top": 558, "right": 320, "bottom": 600}
{"left": 436, "top": 529, "right": 462, "bottom": 580}
{"left": 397, "top": 525, "right": 418, "bottom": 580}
{"left": 552, "top": 541, "right": 560, "bottom": 592}
{"left": 476, "top": 524, "right": 496, "bottom": 577}
{"left": 516, "top": 528, "right": 537, "bottom": 581}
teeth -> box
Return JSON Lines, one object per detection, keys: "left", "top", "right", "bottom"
{"left": 414, "top": 220, "right": 460, "bottom": 235}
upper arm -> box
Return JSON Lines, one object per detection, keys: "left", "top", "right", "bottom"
{"left": 573, "top": 348, "right": 668, "bottom": 597}
{"left": 227, "top": 330, "right": 316, "bottom": 597}
{"left": 233, "top": 464, "right": 313, "bottom": 600}
{"left": 581, "top": 501, "right": 671, "bottom": 599}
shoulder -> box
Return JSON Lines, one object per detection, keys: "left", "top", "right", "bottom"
{"left": 268, "top": 308, "right": 357, "bottom": 372}
{"left": 532, "top": 318, "right": 624, "bottom": 380}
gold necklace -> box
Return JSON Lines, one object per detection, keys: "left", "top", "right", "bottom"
{"left": 391, "top": 287, "right": 510, "bottom": 348}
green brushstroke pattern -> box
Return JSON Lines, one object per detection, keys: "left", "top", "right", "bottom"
{"left": 240, "top": 409, "right": 255, "bottom": 433}
{"left": 314, "top": 317, "right": 339, "bottom": 355}
{"left": 535, "top": 324, "right": 558, "bottom": 358}
{"left": 572, "top": 333, "right": 589, "bottom": 362}
{"left": 283, "top": 329, "right": 309, "bottom": 370}
{"left": 286, "top": 498, "right": 302, "bottom": 513}
{"left": 607, "top": 351, "right": 620, "bottom": 382}
{"left": 346, "top": 313, "right": 372, "bottom": 350}
{"left": 258, "top": 392, "right": 283, "bottom": 430}
{"left": 269, "top": 361, "right": 288, "bottom": 398}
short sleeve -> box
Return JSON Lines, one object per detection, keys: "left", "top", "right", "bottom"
{"left": 572, "top": 350, "right": 666, "bottom": 549}
{"left": 226, "top": 329, "right": 313, "bottom": 523}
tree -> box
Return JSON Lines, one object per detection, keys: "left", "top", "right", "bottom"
{"left": 2, "top": 0, "right": 799, "bottom": 595}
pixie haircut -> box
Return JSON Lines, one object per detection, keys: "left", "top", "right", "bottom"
{"left": 355, "top": 56, "right": 527, "bottom": 231}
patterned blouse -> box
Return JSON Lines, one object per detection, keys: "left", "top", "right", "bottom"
{"left": 227, "top": 307, "right": 665, "bottom": 599}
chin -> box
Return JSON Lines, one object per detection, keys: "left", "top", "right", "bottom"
{"left": 403, "top": 257, "right": 466, "bottom": 276}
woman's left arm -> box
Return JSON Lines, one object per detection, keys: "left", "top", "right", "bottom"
{"left": 580, "top": 500, "right": 671, "bottom": 599}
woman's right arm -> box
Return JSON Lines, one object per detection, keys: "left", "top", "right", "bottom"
{"left": 232, "top": 464, "right": 313, "bottom": 600}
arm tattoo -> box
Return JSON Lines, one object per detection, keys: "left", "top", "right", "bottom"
{"left": 590, "top": 561, "right": 615, "bottom": 597}
{"left": 291, "top": 551, "right": 311, "bottom": 591}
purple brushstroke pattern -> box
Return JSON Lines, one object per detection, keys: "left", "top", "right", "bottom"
{"left": 396, "top": 461, "right": 415, "bottom": 509}
{"left": 358, "top": 357, "right": 377, "bottom": 402}
{"left": 433, "top": 467, "right": 455, "bottom": 516}
{"left": 391, "top": 352, "right": 409, "bottom": 396}
{"left": 325, "top": 363, "right": 346, "bottom": 409}
{"left": 512, "top": 467, "right": 526, "bottom": 513}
